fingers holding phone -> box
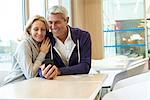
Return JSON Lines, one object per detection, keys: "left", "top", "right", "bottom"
{"left": 41, "top": 64, "right": 61, "bottom": 80}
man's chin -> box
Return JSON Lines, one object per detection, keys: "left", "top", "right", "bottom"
{"left": 52, "top": 32, "right": 60, "bottom": 36}
{"left": 52, "top": 31, "right": 57, "bottom": 34}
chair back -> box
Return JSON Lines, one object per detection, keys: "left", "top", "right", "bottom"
{"left": 110, "top": 57, "right": 149, "bottom": 90}
{"left": 113, "top": 71, "right": 150, "bottom": 90}
{"left": 102, "top": 80, "right": 150, "bottom": 100}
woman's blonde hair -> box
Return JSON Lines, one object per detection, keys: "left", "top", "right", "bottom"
{"left": 24, "top": 15, "right": 49, "bottom": 38}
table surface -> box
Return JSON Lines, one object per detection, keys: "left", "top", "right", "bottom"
{"left": 0, "top": 74, "right": 107, "bottom": 100}
{"left": 91, "top": 56, "right": 143, "bottom": 71}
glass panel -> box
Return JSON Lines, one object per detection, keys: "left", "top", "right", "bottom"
{"left": 48, "top": 0, "right": 59, "bottom": 8}
{"left": 103, "top": 0, "right": 145, "bottom": 57}
{"left": 146, "top": 0, "right": 150, "bottom": 54}
{"left": 60, "top": 0, "right": 72, "bottom": 26}
{"left": 0, "top": 0, "right": 23, "bottom": 71}
{"left": 29, "top": 0, "right": 45, "bottom": 17}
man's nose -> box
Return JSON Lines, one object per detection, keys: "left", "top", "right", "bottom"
{"left": 51, "top": 23, "right": 55, "bottom": 29}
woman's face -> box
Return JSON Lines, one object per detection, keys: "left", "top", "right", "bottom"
{"left": 29, "top": 20, "right": 46, "bottom": 42}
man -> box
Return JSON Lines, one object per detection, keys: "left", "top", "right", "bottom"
{"left": 39, "top": 5, "right": 91, "bottom": 79}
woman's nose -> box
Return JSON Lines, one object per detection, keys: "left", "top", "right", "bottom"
{"left": 38, "top": 30, "right": 42, "bottom": 35}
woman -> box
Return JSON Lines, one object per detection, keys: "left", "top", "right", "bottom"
{"left": 1, "top": 15, "right": 51, "bottom": 86}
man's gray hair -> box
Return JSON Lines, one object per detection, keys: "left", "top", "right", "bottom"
{"left": 47, "top": 5, "right": 68, "bottom": 20}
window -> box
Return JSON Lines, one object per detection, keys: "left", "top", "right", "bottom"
{"left": 103, "top": 0, "right": 146, "bottom": 57}
{"left": 0, "top": 0, "right": 71, "bottom": 71}
{"left": 48, "top": 0, "right": 59, "bottom": 8}
{"left": 0, "top": 0, "right": 23, "bottom": 71}
{"left": 29, "top": 0, "right": 46, "bottom": 17}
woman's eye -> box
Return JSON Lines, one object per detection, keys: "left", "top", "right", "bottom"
{"left": 33, "top": 28, "right": 38, "bottom": 31}
{"left": 41, "top": 29, "right": 46, "bottom": 31}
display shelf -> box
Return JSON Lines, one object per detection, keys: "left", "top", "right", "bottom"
{"left": 104, "top": 44, "right": 145, "bottom": 48}
{"left": 104, "top": 28, "right": 144, "bottom": 32}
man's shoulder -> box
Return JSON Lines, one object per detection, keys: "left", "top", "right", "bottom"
{"left": 70, "top": 27, "right": 90, "bottom": 37}
{"left": 70, "top": 27, "right": 88, "bottom": 32}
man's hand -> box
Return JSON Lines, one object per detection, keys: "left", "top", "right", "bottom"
{"left": 40, "top": 64, "right": 61, "bottom": 80}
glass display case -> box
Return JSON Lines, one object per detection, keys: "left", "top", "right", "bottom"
{"left": 103, "top": 0, "right": 146, "bottom": 58}
{"left": 115, "top": 19, "right": 145, "bottom": 57}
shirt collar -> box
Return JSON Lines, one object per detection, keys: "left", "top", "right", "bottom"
{"left": 64, "top": 26, "right": 72, "bottom": 43}
{"left": 54, "top": 26, "right": 74, "bottom": 44}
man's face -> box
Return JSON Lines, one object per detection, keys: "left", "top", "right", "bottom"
{"left": 47, "top": 13, "right": 68, "bottom": 39}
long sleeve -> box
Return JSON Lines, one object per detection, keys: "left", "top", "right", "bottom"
{"left": 14, "top": 39, "right": 46, "bottom": 79}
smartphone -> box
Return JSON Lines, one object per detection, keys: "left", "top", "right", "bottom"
{"left": 42, "top": 59, "right": 54, "bottom": 67}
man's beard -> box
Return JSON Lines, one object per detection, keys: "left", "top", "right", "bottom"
{"left": 52, "top": 29, "right": 59, "bottom": 33}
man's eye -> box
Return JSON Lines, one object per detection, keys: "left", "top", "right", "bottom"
{"left": 34, "top": 28, "right": 38, "bottom": 31}
{"left": 48, "top": 21, "right": 52, "bottom": 24}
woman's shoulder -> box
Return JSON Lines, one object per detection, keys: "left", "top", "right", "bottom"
{"left": 17, "top": 38, "right": 31, "bottom": 49}
{"left": 19, "top": 38, "right": 29, "bottom": 45}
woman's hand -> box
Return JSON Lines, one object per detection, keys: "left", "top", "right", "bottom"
{"left": 40, "top": 37, "right": 51, "bottom": 54}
